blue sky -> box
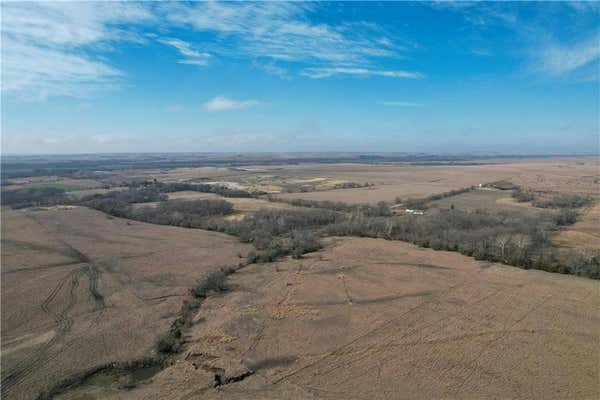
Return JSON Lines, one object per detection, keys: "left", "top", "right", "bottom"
{"left": 1, "top": 1, "right": 598, "bottom": 154}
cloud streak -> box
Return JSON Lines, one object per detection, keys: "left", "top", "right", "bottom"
{"left": 203, "top": 96, "right": 259, "bottom": 112}
{"left": 535, "top": 35, "right": 600, "bottom": 76}
{"left": 429, "top": 1, "right": 599, "bottom": 80}
{"left": 158, "top": 37, "right": 211, "bottom": 66}
{"left": 161, "top": 2, "right": 412, "bottom": 78}
{"left": 302, "top": 67, "right": 424, "bottom": 79}
{"left": 1, "top": 1, "right": 152, "bottom": 99}
{"left": 1, "top": 1, "right": 419, "bottom": 99}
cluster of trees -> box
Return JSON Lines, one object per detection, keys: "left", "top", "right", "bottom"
{"left": 131, "top": 180, "right": 261, "bottom": 198}
{"left": 79, "top": 188, "right": 166, "bottom": 217}
{"left": 564, "top": 250, "right": 600, "bottom": 279}
{"left": 553, "top": 208, "right": 578, "bottom": 226}
{"left": 533, "top": 194, "right": 592, "bottom": 209}
{"left": 401, "top": 187, "right": 475, "bottom": 210}
{"left": 320, "top": 207, "right": 598, "bottom": 278}
{"left": 134, "top": 205, "right": 330, "bottom": 262}
{"left": 132, "top": 200, "right": 234, "bottom": 227}
{"left": 511, "top": 187, "right": 536, "bottom": 202}
{"left": 77, "top": 187, "right": 235, "bottom": 224}
{"left": 510, "top": 188, "right": 591, "bottom": 210}
{"left": 268, "top": 197, "right": 392, "bottom": 217}
{"left": 485, "top": 180, "right": 518, "bottom": 190}
{"left": 333, "top": 182, "right": 372, "bottom": 189}
{"left": 246, "top": 230, "right": 322, "bottom": 263}
{"left": 212, "top": 209, "right": 336, "bottom": 262}
{"left": 1, "top": 187, "right": 68, "bottom": 208}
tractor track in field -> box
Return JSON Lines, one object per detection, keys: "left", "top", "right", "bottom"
{"left": 1, "top": 215, "right": 107, "bottom": 398}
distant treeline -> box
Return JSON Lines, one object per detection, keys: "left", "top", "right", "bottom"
{"left": 1, "top": 187, "right": 69, "bottom": 209}
{"left": 78, "top": 188, "right": 166, "bottom": 217}
{"left": 533, "top": 194, "right": 592, "bottom": 209}
{"left": 130, "top": 180, "right": 263, "bottom": 198}
{"left": 399, "top": 186, "right": 475, "bottom": 210}
{"left": 132, "top": 200, "right": 234, "bottom": 226}
{"left": 268, "top": 196, "right": 392, "bottom": 217}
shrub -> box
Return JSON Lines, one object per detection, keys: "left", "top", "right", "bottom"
{"left": 553, "top": 208, "right": 578, "bottom": 226}
{"left": 565, "top": 250, "right": 600, "bottom": 279}
{"left": 533, "top": 194, "right": 592, "bottom": 209}
{"left": 512, "top": 188, "right": 535, "bottom": 202}
{"left": 191, "top": 270, "right": 228, "bottom": 298}
{"left": 156, "top": 332, "right": 180, "bottom": 354}
{"left": 290, "top": 230, "right": 321, "bottom": 258}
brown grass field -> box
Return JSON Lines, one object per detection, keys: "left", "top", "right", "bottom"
{"left": 96, "top": 157, "right": 599, "bottom": 203}
{"left": 269, "top": 158, "right": 599, "bottom": 203}
{"left": 554, "top": 202, "right": 600, "bottom": 251}
{"left": 426, "top": 188, "right": 540, "bottom": 214}
{"left": 1, "top": 207, "right": 250, "bottom": 400}
{"left": 57, "top": 237, "right": 600, "bottom": 400}
{"left": 2, "top": 178, "right": 103, "bottom": 192}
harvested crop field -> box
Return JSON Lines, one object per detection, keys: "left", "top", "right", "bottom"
{"left": 61, "top": 237, "right": 600, "bottom": 400}
{"left": 1, "top": 207, "right": 251, "bottom": 400}
{"left": 270, "top": 158, "right": 599, "bottom": 203}
{"left": 166, "top": 191, "right": 221, "bottom": 201}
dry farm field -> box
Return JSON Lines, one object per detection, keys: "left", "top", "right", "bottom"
{"left": 1, "top": 207, "right": 250, "bottom": 399}
{"left": 56, "top": 238, "right": 600, "bottom": 400}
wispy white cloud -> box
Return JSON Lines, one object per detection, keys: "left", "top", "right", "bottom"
{"left": 158, "top": 37, "right": 211, "bottom": 66}
{"left": 302, "top": 67, "right": 424, "bottom": 79}
{"left": 427, "top": 1, "right": 599, "bottom": 80}
{"left": 1, "top": 39, "right": 122, "bottom": 100}
{"left": 1, "top": 1, "right": 421, "bottom": 99}
{"left": 256, "top": 62, "right": 289, "bottom": 79}
{"left": 161, "top": 1, "right": 412, "bottom": 78}
{"left": 535, "top": 35, "right": 600, "bottom": 76}
{"left": 203, "top": 96, "right": 259, "bottom": 112}
{"left": 1, "top": 1, "right": 153, "bottom": 99}
{"left": 381, "top": 101, "right": 424, "bottom": 107}
{"left": 1, "top": 1, "right": 153, "bottom": 47}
